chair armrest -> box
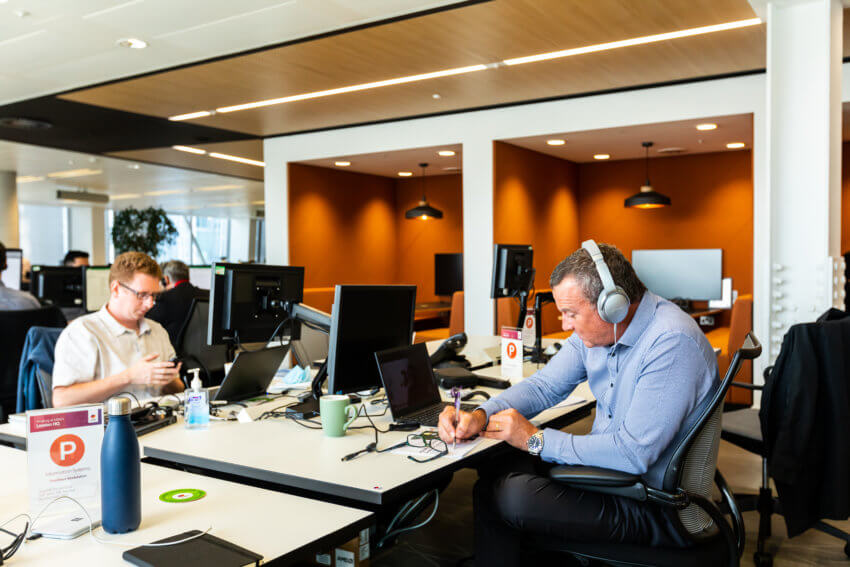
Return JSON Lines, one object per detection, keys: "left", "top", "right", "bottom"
{"left": 549, "top": 465, "right": 648, "bottom": 501}
{"left": 730, "top": 381, "right": 763, "bottom": 391}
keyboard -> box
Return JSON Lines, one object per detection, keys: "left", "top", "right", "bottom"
{"left": 403, "top": 402, "right": 478, "bottom": 427}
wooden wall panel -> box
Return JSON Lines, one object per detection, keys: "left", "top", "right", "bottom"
{"left": 842, "top": 142, "right": 850, "bottom": 255}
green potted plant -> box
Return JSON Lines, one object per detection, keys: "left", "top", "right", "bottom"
{"left": 111, "top": 206, "right": 178, "bottom": 258}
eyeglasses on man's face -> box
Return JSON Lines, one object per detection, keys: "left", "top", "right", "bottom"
{"left": 118, "top": 281, "right": 161, "bottom": 303}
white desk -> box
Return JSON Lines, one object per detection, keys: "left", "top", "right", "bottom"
{"left": 140, "top": 345, "right": 594, "bottom": 507}
{"left": 0, "top": 445, "right": 372, "bottom": 566}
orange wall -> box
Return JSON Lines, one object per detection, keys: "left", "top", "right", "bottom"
{"left": 842, "top": 142, "right": 850, "bottom": 255}
{"left": 395, "top": 174, "right": 463, "bottom": 303}
{"left": 577, "top": 150, "right": 754, "bottom": 296}
{"left": 493, "top": 141, "right": 581, "bottom": 287}
{"left": 288, "top": 163, "right": 463, "bottom": 302}
{"left": 288, "top": 163, "right": 398, "bottom": 287}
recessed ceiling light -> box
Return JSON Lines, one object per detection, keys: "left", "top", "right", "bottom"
{"left": 443, "top": 166, "right": 461, "bottom": 171}
{"left": 169, "top": 111, "right": 214, "bottom": 122}
{"left": 593, "top": 154, "right": 611, "bottom": 160}
{"left": 251, "top": 200, "right": 265, "bottom": 206}
{"left": 209, "top": 202, "right": 242, "bottom": 208}
{"left": 335, "top": 161, "right": 351, "bottom": 167}
{"left": 398, "top": 172, "right": 413, "bottom": 177}
{"left": 437, "top": 150, "right": 455, "bottom": 156}
{"left": 696, "top": 123, "right": 717, "bottom": 131}
{"left": 13, "top": 9, "right": 30, "bottom": 17}
{"left": 127, "top": 164, "right": 140, "bottom": 170}
{"left": 172, "top": 145, "right": 207, "bottom": 155}
{"left": 546, "top": 139, "right": 566, "bottom": 146}
{"left": 116, "top": 38, "right": 147, "bottom": 49}
{"left": 144, "top": 189, "right": 187, "bottom": 197}
{"left": 208, "top": 152, "right": 265, "bottom": 167}
{"left": 16, "top": 175, "right": 44, "bottom": 183}
{"left": 0, "top": 117, "right": 52, "bottom": 130}
{"left": 194, "top": 184, "right": 244, "bottom": 192}
{"left": 110, "top": 193, "right": 141, "bottom": 200}
{"left": 503, "top": 18, "right": 761, "bottom": 66}
{"left": 46, "top": 168, "right": 102, "bottom": 179}
{"left": 726, "top": 142, "right": 746, "bottom": 149}
{"left": 432, "top": 93, "right": 442, "bottom": 99}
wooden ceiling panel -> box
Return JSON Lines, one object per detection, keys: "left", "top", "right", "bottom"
{"left": 108, "top": 139, "right": 264, "bottom": 181}
{"left": 59, "top": 0, "right": 762, "bottom": 138}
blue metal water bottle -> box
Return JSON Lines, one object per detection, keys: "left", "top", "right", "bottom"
{"left": 101, "top": 397, "right": 141, "bottom": 533}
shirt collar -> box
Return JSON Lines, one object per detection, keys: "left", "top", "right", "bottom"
{"left": 98, "top": 305, "right": 151, "bottom": 337}
{"left": 615, "top": 291, "right": 658, "bottom": 348}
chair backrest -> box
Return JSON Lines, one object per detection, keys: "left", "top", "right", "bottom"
{"left": 175, "top": 299, "right": 228, "bottom": 386}
{"left": 495, "top": 297, "right": 520, "bottom": 334}
{"left": 663, "top": 333, "right": 762, "bottom": 538}
{"left": 36, "top": 368, "right": 53, "bottom": 409}
{"left": 449, "top": 291, "right": 464, "bottom": 336}
{"left": 0, "top": 306, "right": 66, "bottom": 420}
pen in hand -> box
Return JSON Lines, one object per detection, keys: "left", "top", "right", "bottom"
{"left": 451, "top": 387, "right": 461, "bottom": 452}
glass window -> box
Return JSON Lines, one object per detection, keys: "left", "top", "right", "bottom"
{"left": 105, "top": 209, "right": 115, "bottom": 263}
{"left": 158, "top": 214, "right": 193, "bottom": 263}
{"left": 228, "top": 217, "right": 250, "bottom": 262}
{"left": 192, "top": 216, "right": 228, "bottom": 264}
{"left": 19, "top": 204, "right": 68, "bottom": 266}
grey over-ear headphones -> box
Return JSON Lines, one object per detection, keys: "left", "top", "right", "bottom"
{"left": 581, "top": 240, "right": 630, "bottom": 324}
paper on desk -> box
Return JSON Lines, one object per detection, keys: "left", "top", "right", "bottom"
{"left": 389, "top": 436, "right": 484, "bottom": 460}
{"left": 553, "top": 394, "right": 587, "bottom": 409}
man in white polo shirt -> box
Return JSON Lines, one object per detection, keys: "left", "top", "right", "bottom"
{"left": 52, "top": 251, "right": 184, "bottom": 407}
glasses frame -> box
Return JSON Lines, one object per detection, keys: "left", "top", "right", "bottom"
{"left": 118, "top": 281, "right": 161, "bottom": 303}
{"left": 405, "top": 432, "right": 448, "bottom": 463}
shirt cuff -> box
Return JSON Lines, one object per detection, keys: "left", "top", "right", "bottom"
{"left": 476, "top": 397, "right": 510, "bottom": 421}
{"left": 539, "top": 428, "right": 579, "bottom": 465}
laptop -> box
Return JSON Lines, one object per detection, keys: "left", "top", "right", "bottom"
{"left": 213, "top": 345, "right": 288, "bottom": 403}
{"left": 375, "top": 343, "right": 477, "bottom": 427}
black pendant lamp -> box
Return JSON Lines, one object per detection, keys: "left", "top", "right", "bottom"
{"left": 624, "top": 141, "right": 671, "bottom": 209}
{"left": 404, "top": 162, "right": 443, "bottom": 220}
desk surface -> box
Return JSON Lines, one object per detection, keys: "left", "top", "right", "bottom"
{"left": 0, "top": 445, "right": 372, "bottom": 566}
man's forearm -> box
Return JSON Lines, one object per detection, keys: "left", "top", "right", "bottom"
{"left": 52, "top": 370, "right": 130, "bottom": 407}
{"left": 161, "top": 376, "right": 185, "bottom": 394}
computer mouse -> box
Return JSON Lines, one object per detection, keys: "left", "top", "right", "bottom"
{"left": 544, "top": 342, "right": 562, "bottom": 356}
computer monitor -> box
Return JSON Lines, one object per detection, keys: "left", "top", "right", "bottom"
{"left": 189, "top": 265, "right": 211, "bottom": 290}
{"left": 31, "top": 266, "right": 84, "bottom": 307}
{"left": 434, "top": 253, "right": 463, "bottom": 297}
{"left": 207, "top": 262, "right": 305, "bottom": 346}
{"left": 1, "top": 248, "right": 22, "bottom": 290}
{"left": 326, "top": 285, "right": 416, "bottom": 395}
{"left": 631, "top": 249, "right": 723, "bottom": 301}
{"left": 490, "top": 244, "right": 534, "bottom": 299}
{"left": 83, "top": 266, "right": 111, "bottom": 312}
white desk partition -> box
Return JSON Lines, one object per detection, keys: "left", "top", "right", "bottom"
{"left": 0, "top": 445, "right": 371, "bottom": 565}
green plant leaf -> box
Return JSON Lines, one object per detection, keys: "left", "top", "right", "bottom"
{"left": 112, "top": 206, "right": 178, "bottom": 258}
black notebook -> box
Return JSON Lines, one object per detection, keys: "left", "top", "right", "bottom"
{"left": 122, "top": 530, "right": 263, "bottom": 567}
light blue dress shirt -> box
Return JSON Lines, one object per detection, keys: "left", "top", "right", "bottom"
{"left": 0, "top": 281, "right": 41, "bottom": 311}
{"left": 478, "top": 291, "right": 718, "bottom": 488}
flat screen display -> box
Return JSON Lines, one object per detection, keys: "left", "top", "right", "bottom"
{"left": 189, "top": 265, "right": 211, "bottom": 290}
{"left": 1, "top": 248, "right": 22, "bottom": 290}
{"left": 84, "top": 267, "right": 111, "bottom": 311}
{"left": 631, "top": 249, "right": 722, "bottom": 301}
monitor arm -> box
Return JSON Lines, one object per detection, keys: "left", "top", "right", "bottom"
{"left": 286, "top": 302, "right": 332, "bottom": 412}
{"left": 531, "top": 291, "right": 554, "bottom": 363}
{"left": 513, "top": 267, "right": 536, "bottom": 330}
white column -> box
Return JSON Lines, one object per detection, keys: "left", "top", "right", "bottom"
{"left": 90, "top": 208, "right": 106, "bottom": 265}
{"left": 765, "top": 0, "right": 845, "bottom": 363}
{"left": 462, "top": 138, "right": 494, "bottom": 335}
{"left": 0, "top": 171, "right": 18, "bottom": 247}
{"left": 263, "top": 149, "right": 288, "bottom": 265}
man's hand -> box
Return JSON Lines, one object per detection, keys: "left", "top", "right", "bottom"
{"left": 480, "top": 408, "right": 539, "bottom": 452}
{"left": 126, "top": 354, "right": 181, "bottom": 387}
{"left": 438, "top": 407, "right": 487, "bottom": 444}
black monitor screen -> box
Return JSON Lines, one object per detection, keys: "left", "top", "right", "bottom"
{"left": 208, "top": 263, "right": 305, "bottom": 345}
{"left": 327, "top": 285, "right": 416, "bottom": 395}
{"left": 376, "top": 343, "right": 441, "bottom": 417}
{"left": 490, "top": 244, "right": 534, "bottom": 298}
{"left": 434, "top": 253, "right": 463, "bottom": 296}
{"left": 32, "top": 266, "right": 83, "bottom": 307}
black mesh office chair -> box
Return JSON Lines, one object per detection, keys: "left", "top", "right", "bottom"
{"left": 722, "top": 316, "right": 850, "bottom": 566}
{"left": 534, "top": 333, "right": 761, "bottom": 567}
{"left": 0, "top": 306, "right": 66, "bottom": 421}
{"left": 174, "top": 299, "right": 228, "bottom": 387}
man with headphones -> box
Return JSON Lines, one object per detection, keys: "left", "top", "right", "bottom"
{"left": 438, "top": 240, "right": 718, "bottom": 564}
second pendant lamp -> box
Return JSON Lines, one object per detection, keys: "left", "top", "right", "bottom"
{"left": 404, "top": 162, "right": 443, "bottom": 220}
{"left": 624, "top": 141, "right": 671, "bottom": 209}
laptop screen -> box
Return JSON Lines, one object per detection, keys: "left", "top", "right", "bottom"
{"left": 375, "top": 343, "right": 442, "bottom": 418}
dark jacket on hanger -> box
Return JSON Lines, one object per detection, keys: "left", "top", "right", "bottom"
{"left": 759, "top": 310, "right": 850, "bottom": 537}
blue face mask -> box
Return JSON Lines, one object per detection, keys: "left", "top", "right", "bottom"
{"left": 283, "top": 365, "right": 308, "bottom": 385}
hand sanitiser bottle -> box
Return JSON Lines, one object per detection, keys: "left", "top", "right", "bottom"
{"left": 101, "top": 396, "right": 141, "bottom": 533}
{"left": 185, "top": 368, "right": 210, "bottom": 430}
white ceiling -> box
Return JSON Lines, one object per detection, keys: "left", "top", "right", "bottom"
{"left": 298, "top": 144, "right": 463, "bottom": 178}
{"left": 0, "top": 0, "right": 468, "bottom": 105}
{"left": 1, "top": 140, "right": 264, "bottom": 216}
{"left": 503, "top": 114, "right": 754, "bottom": 163}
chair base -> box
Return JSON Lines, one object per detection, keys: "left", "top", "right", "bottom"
{"left": 534, "top": 536, "right": 730, "bottom": 567}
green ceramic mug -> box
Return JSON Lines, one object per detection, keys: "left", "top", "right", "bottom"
{"left": 320, "top": 395, "right": 357, "bottom": 437}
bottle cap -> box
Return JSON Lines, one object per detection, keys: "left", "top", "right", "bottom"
{"left": 190, "top": 368, "right": 202, "bottom": 391}
{"left": 107, "top": 397, "right": 132, "bottom": 416}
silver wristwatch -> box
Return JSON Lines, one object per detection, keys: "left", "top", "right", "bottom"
{"left": 527, "top": 430, "right": 544, "bottom": 456}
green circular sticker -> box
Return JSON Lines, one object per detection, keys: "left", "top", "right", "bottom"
{"left": 159, "top": 489, "right": 206, "bottom": 503}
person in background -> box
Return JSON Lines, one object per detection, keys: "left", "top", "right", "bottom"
{"left": 146, "top": 260, "right": 209, "bottom": 346}
{"left": 52, "top": 251, "right": 183, "bottom": 407}
{"left": 63, "top": 250, "right": 90, "bottom": 267}
{"left": 0, "top": 241, "right": 40, "bottom": 310}
{"left": 20, "top": 257, "right": 32, "bottom": 291}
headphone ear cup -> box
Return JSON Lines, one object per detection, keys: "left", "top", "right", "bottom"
{"left": 599, "top": 288, "right": 630, "bottom": 324}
